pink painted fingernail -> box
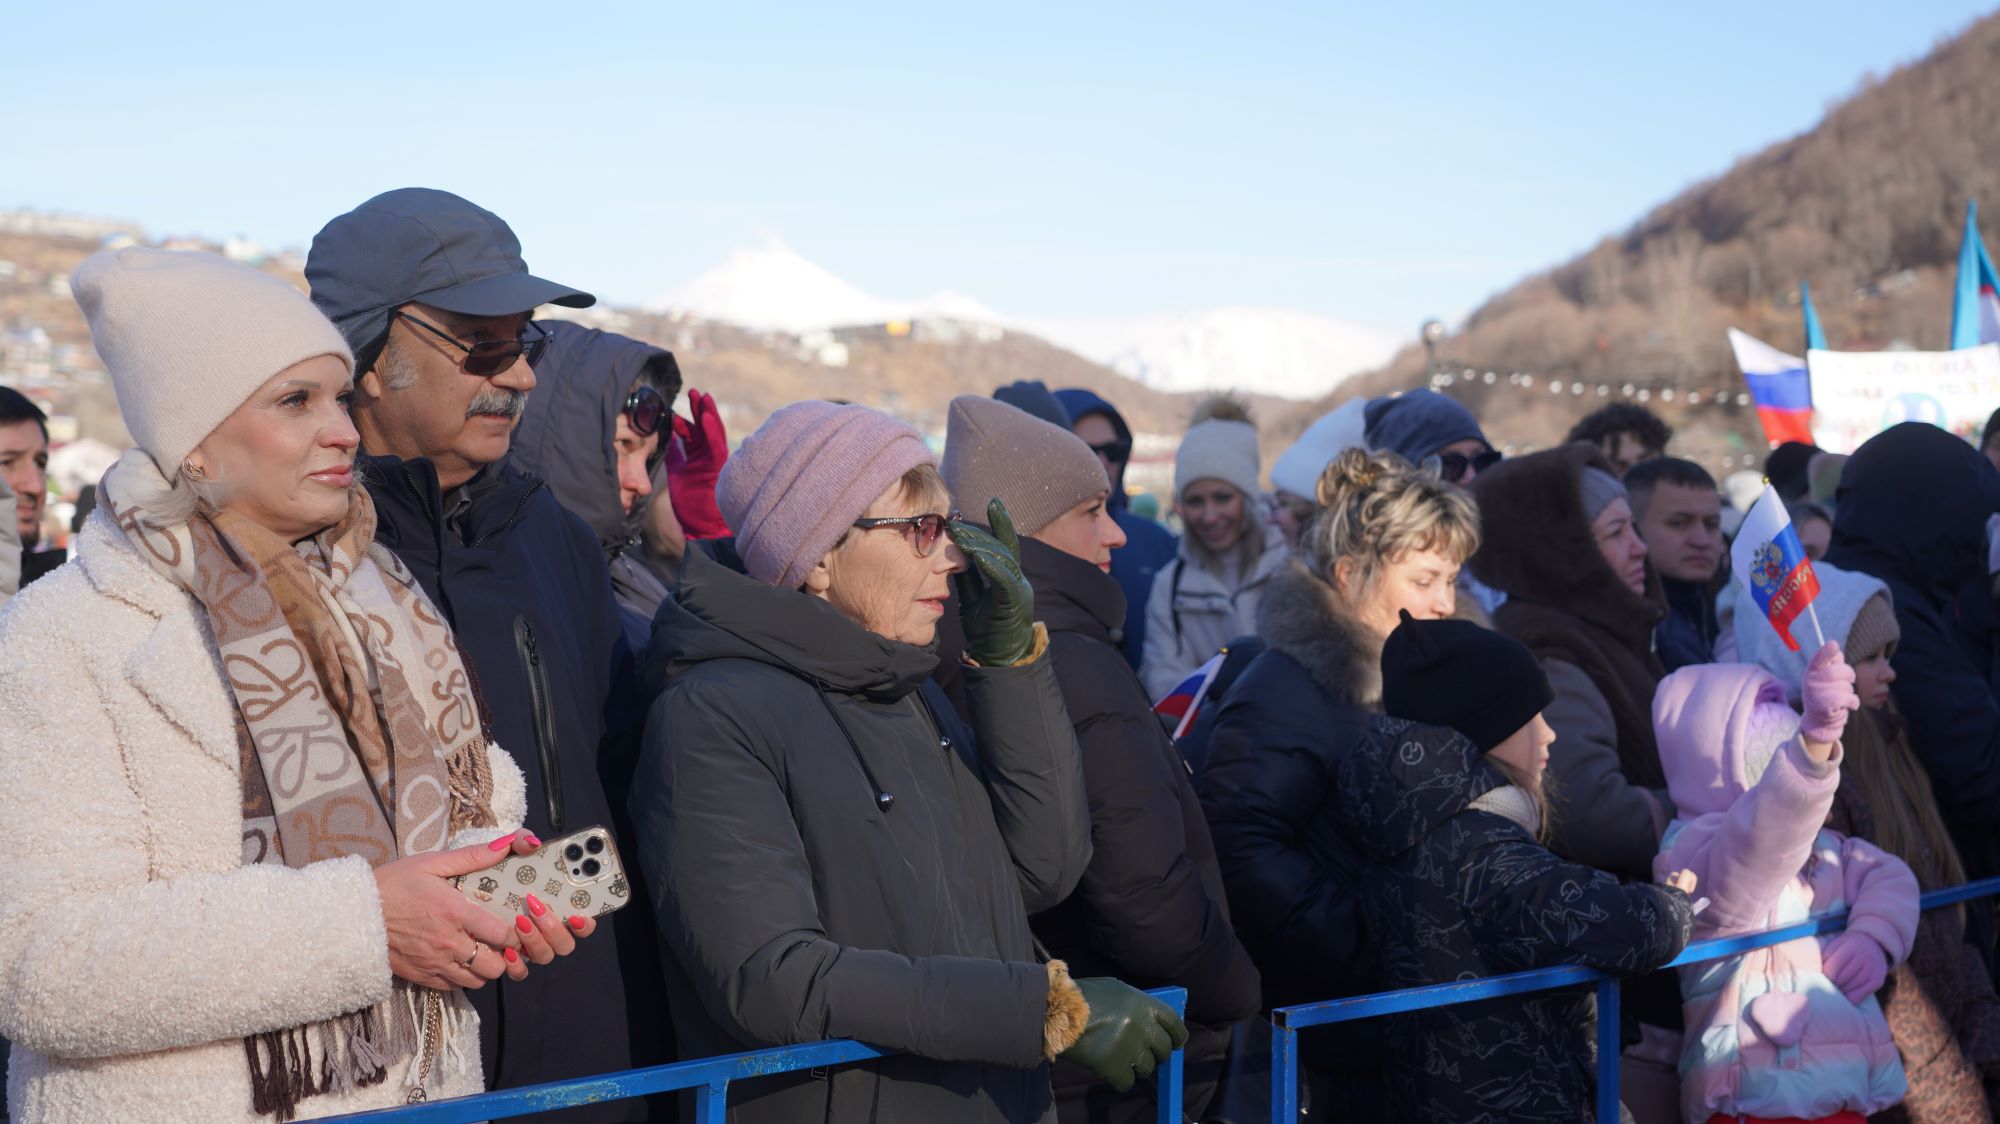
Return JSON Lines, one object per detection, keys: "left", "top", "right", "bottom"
{"left": 526, "top": 894, "right": 548, "bottom": 917}
{"left": 504, "top": 948, "right": 519, "bottom": 964}
{"left": 488, "top": 832, "right": 519, "bottom": 852}
{"left": 567, "top": 915, "right": 585, "bottom": 931}
{"left": 523, "top": 833, "right": 542, "bottom": 848}
{"left": 516, "top": 914, "right": 533, "bottom": 934}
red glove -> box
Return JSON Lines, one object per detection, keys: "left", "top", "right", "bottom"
{"left": 1819, "top": 930, "right": 1889, "bottom": 1004}
{"left": 666, "top": 388, "right": 732, "bottom": 540}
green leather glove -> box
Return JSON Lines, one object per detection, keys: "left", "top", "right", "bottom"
{"left": 1058, "top": 978, "right": 1190, "bottom": 1093}
{"left": 948, "top": 499, "right": 1037, "bottom": 667}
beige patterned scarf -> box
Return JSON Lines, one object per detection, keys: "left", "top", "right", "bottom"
{"left": 100, "top": 449, "right": 495, "bottom": 1118}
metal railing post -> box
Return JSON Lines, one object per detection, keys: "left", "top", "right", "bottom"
{"left": 1270, "top": 1014, "right": 1299, "bottom": 1122}
{"left": 693, "top": 1079, "right": 729, "bottom": 1124}
{"left": 1594, "top": 976, "right": 1621, "bottom": 1123}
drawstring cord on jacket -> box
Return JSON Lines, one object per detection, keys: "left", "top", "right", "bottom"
{"left": 810, "top": 678, "right": 896, "bottom": 813}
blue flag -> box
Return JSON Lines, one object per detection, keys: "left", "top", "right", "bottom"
{"left": 1951, "top": 201, "right": 2000, "bottom": 350}
{"left": 1801, "top": 281, "right": 1828, "bottom": 352}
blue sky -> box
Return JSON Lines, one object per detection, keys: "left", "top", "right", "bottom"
{"left": 3, "top": 2, "right": 1993, "bottom": 338}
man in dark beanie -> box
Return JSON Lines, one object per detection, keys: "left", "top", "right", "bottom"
{"left": 1335, "top": 609, "right": 1696, "bottom": 1123}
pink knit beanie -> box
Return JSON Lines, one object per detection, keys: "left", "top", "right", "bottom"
{"left": 718, "top": 401, "right": 937, "bottom": 589}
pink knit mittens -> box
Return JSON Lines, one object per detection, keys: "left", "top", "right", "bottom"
{"left": 1800, "top": 641, "right": 1861, "bottom": 745}
{"left": 1819, "top": 930, "right": 1889, "bottom": 1003}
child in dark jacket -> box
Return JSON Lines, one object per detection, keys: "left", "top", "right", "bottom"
{"left": 1338, "top": 610, "right": 1698, "bottom": 1123}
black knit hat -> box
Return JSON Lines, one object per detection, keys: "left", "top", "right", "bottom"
{"left": 1381, "top": 610, "right": 1555, "bottom": 752}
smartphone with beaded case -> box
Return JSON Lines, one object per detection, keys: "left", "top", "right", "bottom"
{"left": 454, "top": 825, "right": 633, "bottom": 923}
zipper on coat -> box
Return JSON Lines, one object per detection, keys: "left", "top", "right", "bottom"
{"left": 514, "top": 614, "right": 565, "bottom": 833}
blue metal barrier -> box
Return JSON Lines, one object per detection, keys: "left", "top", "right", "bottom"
{"left": 322, "top": 986, "right": 1187, "bottom": 1123}
{"left": 1268, "top": 875, "right": 2000, "bottom": 1122}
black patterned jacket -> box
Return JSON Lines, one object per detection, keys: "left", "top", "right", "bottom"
{"left": 1336, "top": 717, "right": 1694, "bottom": 1123}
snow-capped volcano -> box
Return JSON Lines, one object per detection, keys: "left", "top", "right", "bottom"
{"left": 652, "top": 237, "right": 1400, "bottom": 399}
{"left": 651, "top": 237, "right": 899, "bottom": 332}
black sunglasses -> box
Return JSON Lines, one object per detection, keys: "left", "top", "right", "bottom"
{"left": 1088, "top": 438, "right": 1133, "bottom": 464}
{"left": 850, "top": 511, "right": 961, "bottom": 557}
{"left": 1436, "top": 449, "right": 1503, "bottom": 482}
{"left": 396, "top": 311, "right": 549, "bottom": 377}
{"left": 623, "top": 385, "right": 667, "bottom": 438}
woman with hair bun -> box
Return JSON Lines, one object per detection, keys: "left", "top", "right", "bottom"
{"left": 1198, "top": 447, "right": 1481, "bottom": 1115}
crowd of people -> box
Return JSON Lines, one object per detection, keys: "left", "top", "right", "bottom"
{"left": 1, "top": 188, "right": 2000, "bottom": 1124}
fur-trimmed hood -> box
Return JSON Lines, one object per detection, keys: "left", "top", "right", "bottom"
{"left": 1256, "top": 560, "right": 1384, "bottom": 708}
{"left": 1255, "top": 560, "right": 1490, "bottom": 710}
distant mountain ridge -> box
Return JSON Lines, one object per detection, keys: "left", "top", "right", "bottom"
{"left": 651, "top": 236, "right": 1400, "bottom": 400}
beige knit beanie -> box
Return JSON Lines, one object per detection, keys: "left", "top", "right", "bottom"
{"left": 1844, "top": 592, "right": 1901, "bottom": 664}
{"left": 941, "top": 395, "right": 1108, "bottom": 536}
{"left": 74, "top": 247, "right": 354, "bottom": 472}
{"left": 1175, "top": 418, "right": 1261, "bottom": 502}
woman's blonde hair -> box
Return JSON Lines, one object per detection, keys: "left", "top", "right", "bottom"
{"left": 1845, "top": 700, "right": 1967, "bottom": 919}
{"left": 1304, "top": 448, "right": 1481, "bottom": 600}
{"left": 135, "top": 462, "right": 230, "bottom": 530}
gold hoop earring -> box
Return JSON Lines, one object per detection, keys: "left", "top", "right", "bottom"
{"left": 181, "top": 461, "right": 207, "bottom": 480}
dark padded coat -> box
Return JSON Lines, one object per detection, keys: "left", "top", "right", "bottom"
{"left": 632, "top": 549, "right": 1091, "bottom": 1124}
{"left": 1827, "top": 422, "right": 2000, "bottom": 884}
{"left": 1195, "top": 561, "right": 1388, "bottom": 1105}
{"left": 508, "top": 320, "right": 675, "bottom": 651}
{"left": 1017, "top": 538, "right": 1260, "bottom": 1124}
{"left": 362, "top": 453, "right": 667, "bottom": 1123}
{"left": 1337, "top": 716, "right": 1694, "bottom": 1124}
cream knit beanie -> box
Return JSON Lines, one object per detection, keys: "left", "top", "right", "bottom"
{"left": 941, "top": 395, "right": 1108, "bottom": 536}
{"left": 74, "top": 248, "right": 354, "bottom": 472}
{"left": 1175, "top": 418, "right": 1261, "bottom": 502}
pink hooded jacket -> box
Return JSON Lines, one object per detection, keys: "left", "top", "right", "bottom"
{"left": 1652, "top": 663, "right": 1918, "bottom": 1123}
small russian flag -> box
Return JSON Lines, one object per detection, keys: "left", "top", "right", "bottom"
{"left": 1729, "top": 483, "right": 1824, "bottom": 653}
{"left": 1153, "top": 650, "right": 1228, "bottom": 742}
{"left": 1729, "top": 329, "right": 1815, "bottom": 448}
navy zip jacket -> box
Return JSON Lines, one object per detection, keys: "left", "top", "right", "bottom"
{"left": 360, "top": 452, "right": 669, "bottom": 1123}
{"left": 1052, "top": 388, "right": 1178, "bottom": 668}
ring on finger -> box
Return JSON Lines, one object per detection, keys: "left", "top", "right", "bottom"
{"left": 463, "top": 942, "right": 484, "bottom": 967}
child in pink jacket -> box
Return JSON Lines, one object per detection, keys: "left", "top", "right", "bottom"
{"left": 1653, "top": 645, "right": 1919, "bottom": 1124}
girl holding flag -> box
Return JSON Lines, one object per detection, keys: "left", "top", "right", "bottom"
{"left": 1739, "top": 561, "right": 2000, "bottom": 1121}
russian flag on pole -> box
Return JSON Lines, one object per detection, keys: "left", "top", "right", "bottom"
{"left": 1728, "top": 328, "right": 1815, "bottom": 447}
{"left": 1730, "top": 484, "right": 1823, "bottom": 653}
{"left": 1951, "top": 201, "right": 2000, "bottom": 350}
{"left": 1153, "top": 650, "right": 1227, "bottom": 741}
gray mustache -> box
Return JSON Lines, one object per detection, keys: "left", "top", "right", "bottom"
{"left": 467, "top": 389, "right": 527, "bottom": 419}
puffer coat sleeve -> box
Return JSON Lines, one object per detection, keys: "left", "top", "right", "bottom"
{"left": 1541, "top": 659, "right": 1671, "bottom": 879}
{"left": 956, "top": 652, "right": 1092, "bottom": 913}
{"left": 1464, "top": 826, "right": 1696, "bottom": 976}
{"left": 640, "top": 674, "right": 1050, "bottom": 1067}
{"left": 1053, "top": 640, "right": 1259, "bottom": 1024}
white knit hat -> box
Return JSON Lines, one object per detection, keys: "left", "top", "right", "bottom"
{"left": 1175, "top": 418, "right": 1261, "bottom": 501}
{"left": 73, "top": 248, "right": 354, "bottom": 472}
{"left": 1270, "top": 398, "right": 1368, "bottom": 499}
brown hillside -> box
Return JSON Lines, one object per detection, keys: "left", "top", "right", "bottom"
{"left": 1284, "top": 10, "right": 2000, "bottom": 474}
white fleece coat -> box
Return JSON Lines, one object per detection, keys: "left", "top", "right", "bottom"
{"left": 0, "top": 512, "right": 527, "bottom": 1123}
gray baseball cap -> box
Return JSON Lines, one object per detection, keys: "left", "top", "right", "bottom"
{"left": 306, "top": 187, "right": 594, "bottom": 372}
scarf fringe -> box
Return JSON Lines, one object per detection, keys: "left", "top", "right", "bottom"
{"left": 243, "top": 992, "right": 409, "bottom": 1120}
